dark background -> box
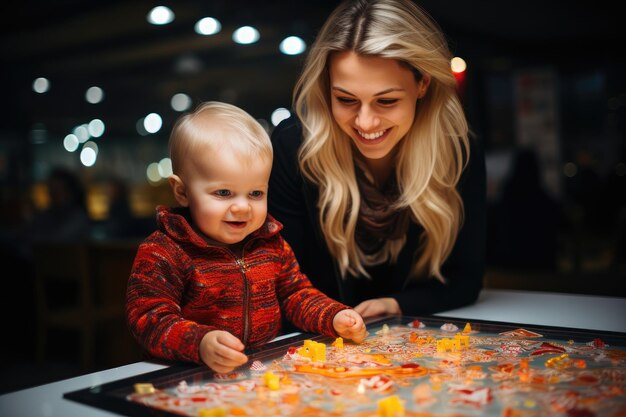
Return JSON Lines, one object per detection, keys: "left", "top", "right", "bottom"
{"left": 1, "top": 0, "right": 624, "bottom": 393}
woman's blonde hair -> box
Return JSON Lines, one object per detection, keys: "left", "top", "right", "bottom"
{"left": 293, "top": 0, "right": 469, "bottom": 281}
{"left": 169, "top": 101, "right": 272, "bottom": 175}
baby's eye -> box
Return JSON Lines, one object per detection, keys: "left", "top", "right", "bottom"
{"left": 214, "top": 189, "right": 231, "bottom": 197}
{"left": 335, "top": 96, "right": 357, "bottom": 105}
{"left": 378, "top": 98, "right": 399, "bottom": 105}
{"left": 250, "top": 190, "right": 265, "bottom": 199}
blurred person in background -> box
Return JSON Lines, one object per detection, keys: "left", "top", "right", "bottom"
{"left": 0, "top": 166, "right": 91, "bottom": 362}
{"left": 488, "top": 148, "right": 562, "bottom": 271}
{"left": 23, "top": 167, "right": 91, "bottom": 251}
{"left": 99, "top": 176, "right": 136, "bottom": 239}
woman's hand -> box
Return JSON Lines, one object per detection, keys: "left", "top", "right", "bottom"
{"left": 353, "top": 297, "right": 401, "bottom": 318}
{"left": 199, "top": 330, "right": 248, "bottom": 374}
{"left": 333, "top": 309, "right": 368, "bottom": 343}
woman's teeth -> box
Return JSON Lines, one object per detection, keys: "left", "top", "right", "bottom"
{"left": 358, "top": 129, "right": 386, "bottom": 140}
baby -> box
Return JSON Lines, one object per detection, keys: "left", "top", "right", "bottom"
{"left": 126, "top": 101, "right": 367, "bottom": 373}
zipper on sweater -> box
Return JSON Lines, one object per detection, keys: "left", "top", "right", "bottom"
{"left": 235, "top": 257, "right": 250, "bottom": 345}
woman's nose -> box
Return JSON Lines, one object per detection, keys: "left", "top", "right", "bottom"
{"left": 355, "top": 106, "right": 380, "bottom": 131}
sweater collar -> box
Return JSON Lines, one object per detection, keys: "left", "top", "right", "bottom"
{"left": 155, "top": 205, "right": 283, "bottom": 248}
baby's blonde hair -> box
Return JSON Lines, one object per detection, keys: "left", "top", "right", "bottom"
{"left": 169, "top": 101, "right": 272, "bottom": 175}
{"left": 293, "top": 0, "right": 469, "bottom": 281}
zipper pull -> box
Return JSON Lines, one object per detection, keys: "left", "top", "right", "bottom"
{"left": 236, "top": 258, "right": 248, "bottom": 272}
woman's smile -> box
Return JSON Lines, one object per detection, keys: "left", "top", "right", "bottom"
{"left": 355, "top": 127, "right": 391, "bottom": 145}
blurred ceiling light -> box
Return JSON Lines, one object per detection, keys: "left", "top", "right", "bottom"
{"left": 271, "top": 107, "right": 291, "bottom": 126}
{"left": 195, "top": 17, "right": 221, "bottom": 35}
{"left": 171, "top": 93, "right": 192, "bottom": 112}
{"left": 158, "top": 158, "right": 173, "bottom": 178}
{"left": 233, "top": 26, "right": 259, "bottom": 44}
{"left": 85, "top": 86, "right": 104, "bottom": 104}
{"left": 73, "top": 124, "right": 90, "bottom": 143}
{"left": 80, "top": 143, "right": 98, "bottom": 167}
{"left": 175, "top": 54, "right": 203, "bottom": 74}
{"left": 144, "top": 113, "right": 163, "bottom": 134}
{"left": 83, "top": 140, "right": 99, "bottom": 155}
{"left": 257, "top": 118, "right": 270, "bottom": 133}
{"left": 63, "top": 134, "right": 80, "bottom": 152}
{"left": 32, "top": 77, "right": 50, "bottom": 93}
{"left": 451, "top": 56, "right": 467, "bottom": 73}
{"left": 147, "top": 6, "right": 174, "bottom": 25}
{"left": 219, "top": 88, "right": 238, "bottom": 103}
{"left": 136, "top": 118, "right": 149, "bottom": 136}
{"left": 279, "top": 36, "right": 306, "bottom": 55}
{"left": 88, "top": 119, "right": 105, "bottom": 137}
{"left": 563, "top": 162, "right": 577, "bottom": 177}
{"left": 146, "top": 162, "right": 162, "bottom": 183}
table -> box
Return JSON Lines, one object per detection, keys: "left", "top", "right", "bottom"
{"left": 0, "top": 362, "right": 167, "bottom": 417}
{"left": 434, "top": 288, "right": 626, "bottom": 333}
{"left": 2, "top": 289, "right": 625, "bottom": 417}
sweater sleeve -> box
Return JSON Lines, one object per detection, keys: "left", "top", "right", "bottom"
{"left": 392, "top": 138, "right": 487, "bottom": 315}
{"left": 274, "top": 237, "right": 349, "bottom": 338}
{"left": 125, "top": 233, "right": 216, "bottom": 364}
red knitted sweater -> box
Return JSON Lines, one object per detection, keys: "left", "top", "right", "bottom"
{"left": 125, "top": 206, "right": 349, "bottom": 364}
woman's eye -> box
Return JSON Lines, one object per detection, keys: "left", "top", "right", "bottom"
{"left": 335, "top": 96, "right": 357, "bottom": 105}
{"left": 214, "top": 190, "right": 231, "bottom": 197}
{"left": 378, "top": 98, "right": 399, "bottom": 105}
{"left": 250, "top": 190, "right": 264, "bottom": 199}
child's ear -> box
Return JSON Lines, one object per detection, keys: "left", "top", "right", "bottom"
{"left": 168, "top": 175, "right": 189, "bottom": 207}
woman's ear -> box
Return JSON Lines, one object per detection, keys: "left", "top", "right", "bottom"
{"left": 168, "top": 174, "right": 189, "bottom": 207}
{"left": 417, "top": 74, "right": 431, "bottom": 99}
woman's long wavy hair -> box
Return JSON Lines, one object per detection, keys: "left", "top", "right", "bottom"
{"left": 293, "top": 0, "right": 469, "bottom": 281}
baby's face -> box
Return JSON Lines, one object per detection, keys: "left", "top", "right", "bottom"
{"left": 183, "top": 147, "right": 271, "bottom": 245}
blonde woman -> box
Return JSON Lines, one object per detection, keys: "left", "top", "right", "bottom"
{"left": 269, "top": 0, "right": 486, "bottom": 320}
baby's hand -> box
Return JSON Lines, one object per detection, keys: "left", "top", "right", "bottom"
{"left": 333, "top": 309, "right": 368, "bottom": 343}
{"left": 199, "top": 330, "right": 248, "bottom": 374}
